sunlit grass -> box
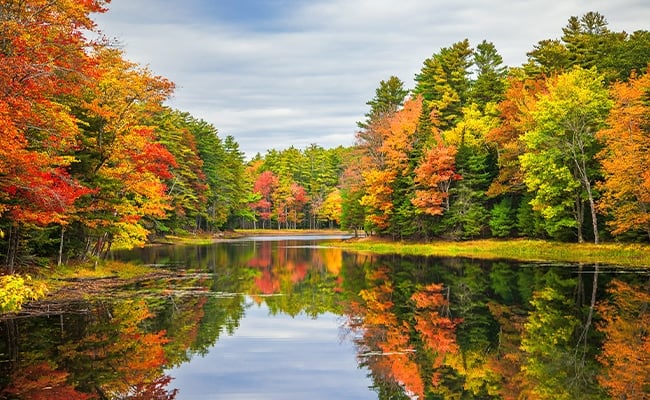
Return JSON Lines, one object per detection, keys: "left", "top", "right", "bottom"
{"left": 51, "top": 260, "right": 157, "bottom": 280}
{"left": 335, "top": 238, "right": 650, "bottom": 268}
{"left": 161, "top": 234, "right": 219, "bottom": 245}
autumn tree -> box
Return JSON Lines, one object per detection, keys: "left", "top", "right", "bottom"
{"left": 72, "top": 47, "right": 176, "bottom": 254}
{"left": 411, "top": 283, "right": 461, "bottom": 385}
{"left": 0, "top": 0, "right": 108, "bottom": 270}
{"left": 486, "top": 75, "right": 549, "bottom": 239}
{"left": 597, "top": 70, "right": 650, "bottom": 240}
{"left": 411, "top": 135, "right": 459, "bottom": 218}
{"left": 359, "top": 96, "right": 424, "bottom": 236}
{"left": 348, "top": 267, "right": 426, "bottom": 398}
{"left": 318, "top": 189, "right": 343, "bottom": 228}
{"left": 486, "top": 75, "right": 546, "bottom": 198}
{"left": 251, "top": 171, "right": 279, "bottom": 229}
{"left": 520, "top": 67, "right": 611, "bottom": 243}
{"left": 57, "top": 300, "right": 174, "bottom": 398}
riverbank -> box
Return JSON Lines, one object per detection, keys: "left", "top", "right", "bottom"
{"left": 0, "top": 260, "right": 176, "bottom": 314}
{"left": 4, "top": 232, "right": 648, "bottom": 314}
{"left": 152, "top": 229, "right": 350, "bottom": 245}
{"left": 335, "top": 237, "right": 650, "bottom": 268}
{"left": 161, "top": 230, "right": 650, "bottom": 268}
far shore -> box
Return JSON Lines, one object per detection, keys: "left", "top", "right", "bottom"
{"left": 158, "top": 230, "right": 650, "bottom": 269}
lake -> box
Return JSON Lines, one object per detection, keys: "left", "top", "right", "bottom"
{"left": 1, "top": 235, "right": 648, "bottom": 399}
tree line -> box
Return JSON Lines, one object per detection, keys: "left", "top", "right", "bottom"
{"left": 1, "top": 5, "right": 650, "bottom": 273}
{"left": 340, "top": 11, "right": 650, "bottom": 244}
{"left": 0, "top": 1, "right": 252, "bottom": 272}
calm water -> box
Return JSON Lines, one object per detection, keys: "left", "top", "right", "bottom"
{"left": 1, "top": 236, "right": 648, "bottom": 399}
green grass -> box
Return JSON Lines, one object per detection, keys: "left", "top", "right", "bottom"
{"left": 50, "top": 260, "right": 158, "bottom": 280}
{"left": 335, "top": 238, "right": 650, "bottom": 268}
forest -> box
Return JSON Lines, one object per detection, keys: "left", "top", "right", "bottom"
{"left": 1, "top": 1, "right": 650, "bottom": 274}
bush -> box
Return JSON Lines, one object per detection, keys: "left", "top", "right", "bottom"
{"left": 0, "top": 274, "right": 47, "bottom": 313}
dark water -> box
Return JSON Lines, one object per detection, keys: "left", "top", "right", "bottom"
{"left": 1, "top": 236, "right": 648, "bottom": 399}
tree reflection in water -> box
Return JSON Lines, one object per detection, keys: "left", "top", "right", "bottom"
{"left": 1, "top": 239, "right": 647, "bottom": 399}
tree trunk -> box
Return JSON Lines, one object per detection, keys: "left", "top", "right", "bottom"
{"left": 575, "top": 195, "right": 584, "bottom": 243}
{"left": 5, "top": 225, "right": 18, "bottom": 274}
{"left": 584, "top": 180, "right": 599, "bottom": 244}
{"left": 58, "top": 225, "right": 65, "bottom": 267}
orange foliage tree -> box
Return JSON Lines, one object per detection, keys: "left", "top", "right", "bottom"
{"left": 1, "top": 362, "right": 93, "bottom": 400}
{"left": 411, "top": 283, "right": 461, "bottom": 388}
{"left": 0, "top": 0, "right": 108, "bottom": 270}
{"left": 359, "top": 96, "right": 423, "bottom": 230}
{"left": 597, "top": 69, "right": 650, "bottom": 240}
{"left": 74, "top": 47, "right": 176, "bottom": 252}
{"left": 412, "top": 136, "right": 460, "bottom": 216}
{"left": 250, "top": 170, "right": 279, "bottom": 228}
{"left": 346, "top": 266, "right": 464, "bottom": 398}
{"left": 354, "top": 268, "right": 425, "bottom": 397}
{"left": 486, "top": 76, "right": 546, "bottom": 197}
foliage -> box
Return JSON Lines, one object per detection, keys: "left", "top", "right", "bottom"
{"left": 520, "top": 67, "right": 611, "bottom": 243}
{"left": 0, "top": 275, "right": 47, "bottom": 313}
{"left": 597, "top": 69, "right": 650, "bottom": 240}
{"left": 489, "top": 197, "right": 515, "bottom": 237}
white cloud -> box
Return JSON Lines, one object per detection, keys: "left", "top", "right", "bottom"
{"left": 94, "top": 0, "right": 650, "bottom": 159}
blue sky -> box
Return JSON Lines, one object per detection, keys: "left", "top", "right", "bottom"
{"left": 94, "top": 0, "right": 650, "bottom": 159}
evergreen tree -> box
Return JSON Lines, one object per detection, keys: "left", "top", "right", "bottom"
{"left": 223, "top": 135, "right": 254, "bottom": 229}
{"left": 470, "top": 40, "right": 508, "bottom": 109}
{"left": 190, "top": 116, "right": 228, "bottom": 231}
{"left": 414, "top": 39, "right": 474, "bottom": 130}
{"left": 489, "top": 197, "right": 515, "bottom": 238}
{"left": 358, "top": 76, "right": 409, "bottom": 129}
{"left": 443, "top": 146, "right": 494, "bottom": 239}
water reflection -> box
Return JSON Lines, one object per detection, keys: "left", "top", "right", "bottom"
{"left": 168, "top": 299, "right": 373, "bottom": 399}
{"left": 0, "top": 238, "right": 648, "bottom": 399}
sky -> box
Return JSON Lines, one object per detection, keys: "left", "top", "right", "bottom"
{"left": 93, "top": 0, "right": 650, "bottom": 159}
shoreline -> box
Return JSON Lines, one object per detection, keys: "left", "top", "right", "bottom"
{"left": 159, "top": 230, "right": 650, "bottom": 268}
{"left": 3, "top": 232, "right": 648, "bottom": 316}
{"left": 334, "top": 237, "right": 650, "bottom": 269}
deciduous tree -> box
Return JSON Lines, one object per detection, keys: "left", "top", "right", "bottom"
{"left": 520, "top": 67, "right": 611, "bottom": 243}
{"left": 74, "top": 48, "right": 176, "bottom": 252}
{"left": 597, "top": 70, "right": 650, "bottom": 239}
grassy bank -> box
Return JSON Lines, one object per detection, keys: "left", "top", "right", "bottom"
{"left": 335, "top": 238, "right": 650, "bottom": 268}
{"left": 1, "top": 260, "right": 173, "bottom": 314}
